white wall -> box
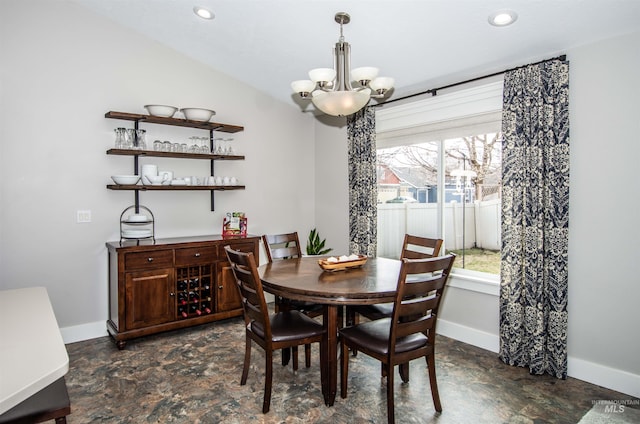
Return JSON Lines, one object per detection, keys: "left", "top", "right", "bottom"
{"left": 0, "top": 0, "right": 316, "bottom": 338}
{"left": 313, "top": 31, "right": 640, "bottom": 397}
{"left": 566, "top": 30, "right": 640, "bottom": 396}
{"left": 2, "top": 0, "right": 638, "bottom": 399}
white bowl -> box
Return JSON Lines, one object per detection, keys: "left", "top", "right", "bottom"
{"left": 111, "top": 175, "right": 140, "bottom": 185}
{"left": 180, "top": 107, "right": 215, "bottom": 122}
{"left": 145, "top": 175, "right": 165, "bottom": 185}
{"left": 144, "top": 104, "right": 178, "bottom": 118}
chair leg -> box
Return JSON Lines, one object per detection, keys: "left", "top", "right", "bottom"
{"left": 386, "top": 364, "right": 395, "bottom": 424}
{"left": 263, "top": 350, "right": 273, "bottom": 413}
{"left": 281, "top": 347, "right": 291, "bottom": 366}
{"left": 292, "top": 346, "right": 299, "bottom": 371}
{"left": 399, "top": 362, "right": 410, "bottom": 383}
{"left": 340, "top": 339, "right": 349, "bottom": 398}
{"left": 426, "top": 355, "right": 442, "bottom": 412}
{"left": 381, "top": 363, "right": 387, "bottom": 377}
{"left": 241, "top": 334, "right": 251, "bottom": 385}
{"left": 305, "top": 344, "right": 311, "bottom": 368}
{"left": 346, "top": 309, "right": 359, "bottom": 356}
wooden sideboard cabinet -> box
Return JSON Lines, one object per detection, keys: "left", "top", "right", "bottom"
{"left": 106, "top": 235, "right": 259, "bottom": 349}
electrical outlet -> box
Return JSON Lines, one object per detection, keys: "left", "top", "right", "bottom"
{"left": 77, "top": 210, "right": 92, "bottom": 223}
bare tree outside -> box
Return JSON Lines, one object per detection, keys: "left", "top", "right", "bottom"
{"left": 377, "top": 133, "right": 502, "bottom": 199}
{"left": 376, "top": 132, "right": 503, "bottom": 274}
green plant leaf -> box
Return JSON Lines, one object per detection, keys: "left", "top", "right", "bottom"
{"left": 306, "top": 228, "right": 333, "bottom": 255}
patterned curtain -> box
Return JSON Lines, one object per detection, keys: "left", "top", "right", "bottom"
{"left": 499, "top": 58, "right": 570, "bottom": 379}
{"left": 347, "top": 107, "right": 377, "bottom": 257}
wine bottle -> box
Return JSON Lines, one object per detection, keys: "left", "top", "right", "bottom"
{"left": 177, "top": 292, "right": 188, "bottom": 305}
{"left": 178, "top": 306, "right": 188, "bottom": 318}
{"left": 201, "top": 301, "right": 212, "bottom": 314}
{"left": 189, "top": 291, "right": 199, "bottom": 303}
{"left": 190, "top": 304, "right": 202, "bottom": 316}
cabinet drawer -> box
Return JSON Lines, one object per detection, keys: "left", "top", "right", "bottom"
{"left": 124, "top": 250, "right": 173, "bottom": 270}
{"left": 175, "top": 246, "right": 218, "bottom": 266}
{"left": 222, "top": 242, "right": 257, "bottom": 257}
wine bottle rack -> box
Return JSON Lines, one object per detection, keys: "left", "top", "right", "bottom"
{"left": 176, "top": 265, "right": 214, "bottom": 319}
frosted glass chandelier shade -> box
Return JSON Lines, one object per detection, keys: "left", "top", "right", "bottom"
{"left": 309, "top": 68, "right": 337, "bottom": 84}
{"left": 311, "top": 89, "right": 371, "bottom": 117}
{"left": 370, "top": 77, "right": 395, "bottom": 94}
{"left": 291, "top": 12, "right": 393, "bottom": 117}
{"left": 351, "top": 67, "right": 379, "bottom": 84}
{"left": 291, "top": 80, "right": 316, "bottom": 95}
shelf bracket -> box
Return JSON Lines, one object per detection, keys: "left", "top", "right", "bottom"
{"left": 210, "top": 128, "right": 215, "bottom": 211}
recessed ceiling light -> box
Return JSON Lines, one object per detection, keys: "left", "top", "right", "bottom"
{"left": 193, "top": 6, "right": 214, "bottom": 20}
{"left": 488, "top": 10, "right": 518, "bottom": 27}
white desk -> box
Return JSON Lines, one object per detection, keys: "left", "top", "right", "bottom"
{"left": 0, "top": 287, "right": 69, "bottom": 414}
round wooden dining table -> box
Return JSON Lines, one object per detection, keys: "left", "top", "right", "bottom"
{"left": 258, "top": 256, "right": 401, "bottom": 406}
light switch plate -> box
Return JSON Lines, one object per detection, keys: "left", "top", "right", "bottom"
{"left": 77, "top": 210, "right": 92, "bottom": 223}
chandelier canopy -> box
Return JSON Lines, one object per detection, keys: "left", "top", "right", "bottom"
{"left": 291, "top": 12, "right": 394, "bottom": 117}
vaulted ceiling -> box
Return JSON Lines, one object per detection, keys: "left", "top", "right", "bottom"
{"left": 74, "top": 0, "right": 640, "bottom": 106}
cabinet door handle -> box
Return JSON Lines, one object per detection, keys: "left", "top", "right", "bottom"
{"left": 218, "top": 286, "right": 223, "bottom": 290}
{"left": 194, "top": 253, "right": 201, "bottom": 257}
{"left": 170, "top": 292, "right": 175, "bottom": 297}
{"left": 147, "top": 257, "right": 153, "bottom": 262}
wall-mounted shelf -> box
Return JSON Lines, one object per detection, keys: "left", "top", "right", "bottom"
{"left": 106, "top": 148, "right": 244, "bottom": 160}
{"left": 105, "top": 111, "right": 244, "bottom": 133}
{"left": 107, "top": 185, "right": 245, "bottom": 191}
{"left": 105, "top": 110, "right": 245, "bottom": 211}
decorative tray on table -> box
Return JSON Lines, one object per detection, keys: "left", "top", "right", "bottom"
{"left": 318, "top": 254, "right": 368, "bottom": 272}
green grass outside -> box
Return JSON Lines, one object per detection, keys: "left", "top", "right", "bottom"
{"left": 447, "top": 248, "right": 501, "bottom": 275}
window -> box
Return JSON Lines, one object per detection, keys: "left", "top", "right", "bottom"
{"left": 376, "top": 80, "right": 503, "bottom": 277}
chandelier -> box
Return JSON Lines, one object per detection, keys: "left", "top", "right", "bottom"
{"left": 291, "top": 12, "right": 394, "bottom": 117}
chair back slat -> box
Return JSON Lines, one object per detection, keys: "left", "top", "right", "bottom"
{"left": 389, "top": 254, "right": 455, "bottom": 353}
{"left": 262, "top": 233, "right": 303, "bottom": 262}
{"left": 270, "top": 246, "right": 301, "bottom": 260}
{"left": 225, "top": 245, "right": 271, "bottom": 339}
{"left": 395, "top": 314, "right": 435, "bottom": 338}
{"left": 401, "top": 234, "right": 443, "bottom": 260}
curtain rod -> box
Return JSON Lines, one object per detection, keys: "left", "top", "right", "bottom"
{"left": 374, "top": 54, "right": 567, "bottom": 107}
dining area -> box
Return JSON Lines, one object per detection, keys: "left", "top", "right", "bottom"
{"left": 224, "top": 232, "right": 454, "bottom": 423}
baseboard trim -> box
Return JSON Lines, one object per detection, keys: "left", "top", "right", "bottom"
{"left": 60, "top": 321, "right": 107, "bottom": 344}
{"left": 437, "top": 319, "right": 640, "bottom": 398}
{"left": 437, "top": 319, "right": 500, "bottom": 353}
{"left": 568, "top": 356, "right": 640, "bottom": 399}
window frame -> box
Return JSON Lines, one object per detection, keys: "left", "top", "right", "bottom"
{"left": 376, "top": 80, "right": 503, "bottom": 283}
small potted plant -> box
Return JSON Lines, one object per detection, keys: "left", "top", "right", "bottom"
{"left": 306, "top": 228, "right": 333, "bottom": 256}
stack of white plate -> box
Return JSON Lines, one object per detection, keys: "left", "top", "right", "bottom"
{"left": 122, "top": 229, "right": 153, "bottom": 239}
{"left": 126, "top": 214, "right": 149, "bottom": 223}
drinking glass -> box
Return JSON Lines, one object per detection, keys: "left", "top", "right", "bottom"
{"left": 188, "top": 136, "right": 199, "bottom": 153}
{"left": 213, "top": 137, "right": 224, "bottom": 154}
{"left": 200, "top": 137, "right": 210, "bottom": 154}
{"left": 136, "top": 129, "right": 147, "bottom": 150}
{"left": 114, "top": 128, "right": 126, "bottom": 149}
{"left": 124, "top": 129, "right": 135, "bottom": 149}
{"left": 153, "top": 140, "right": 162, "bottom": 151}
{"left": 225, "top": 138, "right": 234, "bottom": 155}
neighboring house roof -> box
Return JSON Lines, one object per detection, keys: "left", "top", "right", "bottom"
{"left": 377, "top": 164, "right": 434, "bottom": 188}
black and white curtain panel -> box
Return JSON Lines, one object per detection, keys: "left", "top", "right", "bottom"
{"left": 347, "top": 107, "right": 377, "bottom": 257}
{"left": 499, "top": 58, "right": 570, "bottom": 378}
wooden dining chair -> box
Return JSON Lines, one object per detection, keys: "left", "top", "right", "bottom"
{"left": 348, "top": 234, "right": 444, "bottom": 325}
{"left": 339, "top": 254, "right": 456, "bottom": 424}
{"left": 224, "top": 246, "right": 326, "bottom": 413}
{"left": 262, "top": 232, "right": 324, "bottom": 370}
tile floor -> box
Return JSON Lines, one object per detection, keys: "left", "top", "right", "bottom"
{"left": 63, "top": 316, "right": 638, "bottom": 423}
